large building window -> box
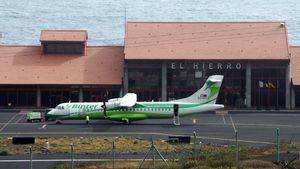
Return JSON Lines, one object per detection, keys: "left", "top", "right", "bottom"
{"left": 43, "top": 42, "right": 83, "bottom": 55}
{"left": 295, "top": 88, "right": 300, "bottom": 108}
{"left": 0, "top": 89, "right": 36, "bottom": 107}
{"left": 41, "top": 89, "right": 80, "bottom": 107}
{"left": 167, "top": 62, "right": 245, "bottom": 108}
{"left": 251, "top": 68, "right": 286, "bottom": 109}
{"left": 128, "top": 68, "right": 161, "bottom": 101}
{"left": 83, "top": 89, "right": 119, "bottom": 102}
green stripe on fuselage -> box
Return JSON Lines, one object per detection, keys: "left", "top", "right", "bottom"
{"left": 47, "top": 99, "right": 217, "bottom": 121}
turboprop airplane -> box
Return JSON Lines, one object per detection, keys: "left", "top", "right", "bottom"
{"left": 45, "top": 75, "right": 224, "bottom": 125}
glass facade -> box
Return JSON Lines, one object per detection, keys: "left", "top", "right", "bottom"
{"left": 127, "top": 61, "right": 288, "bottom": 109}
{"left": 0, "top": 85, "right": 120, "bottom": 108}
{"left": 82, "top": 88, "right": 119, "bottom": 102}
{"left": 128, "top": 68, "right": 161, "bottom": 101}
{"left": 0, "top": 88, "right": 36, "bottom": 107}
{"left": 252, "top": 68, "right": 286, "bottom": 108}
{"left": 41, "top": 89, "right": 79, "bottom": 108}
{"left": 41, "top": 86, "right": 120, "bottom": 107}
{"left": 295, "top": 89, "right": 300, "bottom": 108}
{"left": 167, "top": 62, "right": 245, "bottom": 107}
{"left": 0, "top": 61, "right": 289, "bottom": 109}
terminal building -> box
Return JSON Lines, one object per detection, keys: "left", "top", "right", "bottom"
{"left": 0, "top": 21, "right": 300, "bottom": 109}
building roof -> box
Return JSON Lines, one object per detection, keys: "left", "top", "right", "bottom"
{"left": 124, "top": 22, "right": 290, "bottom": 60}
{"left": 0, "top": 45, "right": 124, "bottom": 85}
{"left": 40, "top": 30, "right": 88, "bottom": 42}
{"left": 291, "top": 46, "right": 300, "bottom": 85}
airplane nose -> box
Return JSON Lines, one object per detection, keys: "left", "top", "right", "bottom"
{"left": 47, "top": 109, "right": 54, "bottom": 115}
{"left": 45, "top": 109, "right": 54, "bottom": 121}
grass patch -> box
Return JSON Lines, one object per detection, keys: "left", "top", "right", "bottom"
{"left": 0, "top": 137, "right": 177, "bottom": 155}
{"left": 51, "top": 161, "right": 169, "bottom": 169}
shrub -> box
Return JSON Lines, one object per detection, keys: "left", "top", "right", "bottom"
{"left": 0, "top": 150, "right": 10, "bottom": 156}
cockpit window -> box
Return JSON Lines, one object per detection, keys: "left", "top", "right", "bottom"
{"left": 55, "top": 105, "right": 64, "bottom": 110}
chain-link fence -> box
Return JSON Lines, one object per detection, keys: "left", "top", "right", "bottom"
{"left": 0, "top": 128, "right": 300, "bottom": 169}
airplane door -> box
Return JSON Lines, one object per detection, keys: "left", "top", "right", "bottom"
{"left": 66, "top": 104, "right": 70, "bottom": 115}
{"left": 173, "top": 104, "right": 180, "bottom": 125}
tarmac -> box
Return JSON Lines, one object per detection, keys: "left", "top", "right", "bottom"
{"left": 0, "top": 110, "right": 300, "bottom": 145}
{"left": 1, "top": 110, "right": 300, "bottom": 168}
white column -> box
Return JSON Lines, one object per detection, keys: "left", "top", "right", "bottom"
{"left": 36, "top": 86, "right": 41, "bottom": 107}
{"left": 161, "top": 62, "right": 167, "bottom": 101}
{"left": 245, "top": 63, "right": 251, "bottom": 108}
{"left": 285, "top": 63, "right": 291, "bottom": 109}
{"left": 79, "top": 87, "right": 83, "bottom": 102}
{"left": 291, "top": 87, "right": 295, "bottom": 109}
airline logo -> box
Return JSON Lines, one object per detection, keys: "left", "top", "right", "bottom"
{"left": 72, "top": 104, "right": 99, "bottom": 110}
{"left": 204, "top": 80, "right": 220, "bottom": 100}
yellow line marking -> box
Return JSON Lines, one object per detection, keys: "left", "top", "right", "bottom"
{"left": 42, "top": 124, "right": 47, "bottom": 129}
{"left": 222, "top": 116, "right": 226, "bottom": 124}
{"left": 229, "top": 115, "right": 236, "bottom": 132}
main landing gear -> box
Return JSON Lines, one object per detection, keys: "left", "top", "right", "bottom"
{"left": 122, "top": 118, "right": 131, "bottom": 125}
{"left": 173, "top": 104, "right": 180, "bottom": 126}
{"left": 55, "top": 120, "right": 62, "bottom": 124}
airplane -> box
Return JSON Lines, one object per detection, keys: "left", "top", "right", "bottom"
{"left": 45, "top": 75, "right": 224, "bottom": 125}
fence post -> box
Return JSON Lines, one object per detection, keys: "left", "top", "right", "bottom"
{"left": 276, "top": 128, "right": 280, "bottom": 163}
{"left": 152, "top": 138, "right": 155, "bottom": 168}
{"left": 29, "top": 146, "right": 32, "bottom": 169}
{"left": 235, "top": 130, "right": 239, "bottom": 169}
{"left": 70, "top": 143, "right": 74, "bottom": 169}
{"left": 193, "top": 131, "right": 197, "bottom": 159}
{"left": 112, "top": 140, "right": 115, "bottom": 169}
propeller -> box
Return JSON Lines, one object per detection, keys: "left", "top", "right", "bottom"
{"left": 101, "top": 90, "right": 109, "bottom": 118}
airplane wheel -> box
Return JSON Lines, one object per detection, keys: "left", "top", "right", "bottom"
{"left": 123, "top": 119, "right": 131, "bottom": 125}
{"left": 55, "top": 120, "right": 62, "bottom": 124}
